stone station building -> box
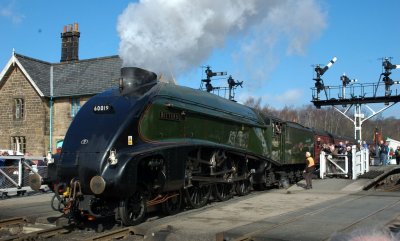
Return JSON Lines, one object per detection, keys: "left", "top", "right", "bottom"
{"left": 0, "top": 23, "right": 122, "bottom": 156}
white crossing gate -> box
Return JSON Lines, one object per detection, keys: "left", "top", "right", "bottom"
{"left": 319, "top": 146, "right": 369, "bottom": 180}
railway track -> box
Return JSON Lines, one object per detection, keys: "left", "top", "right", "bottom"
{"left": 1, "top": 226, "right": 74, "bottom": 241}
{"left": 82, "top": 173, "right": 400, "bottom": 241}
{"left": 0, "top": 216, "right": 74, "bottom": 241}
{"left": 0, "top": 215, "right": 147, "bottom": 241}
{"left": 82, "top": 227, "right": 144, "bottom": 241}
{"left": 1, "top": 175, "right": 400, "bottom": 241}
{"left": 0, "top": 217, "right": 27, "bottom": 229}
{"left": 216, "top": 187, "right": 400, "bottom": 241}
{"left": 0, "top": 217, "right": 27, "bottom": 238}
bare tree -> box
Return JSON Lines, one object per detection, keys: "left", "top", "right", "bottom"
{"left": 244, "top": 97, "right": 400, "bottom": 142}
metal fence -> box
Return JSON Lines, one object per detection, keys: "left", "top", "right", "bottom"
{"left": 0, "top": 156, "right": 49, "bottom": 197}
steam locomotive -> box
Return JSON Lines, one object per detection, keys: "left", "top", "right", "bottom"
{"left": 32, "top": 67, "right": 349, "bottom": 226}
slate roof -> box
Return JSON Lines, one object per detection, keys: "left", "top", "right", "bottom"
{"left": 15, "top": 53, "right": 122, "bottom": 98}
{"left": 16, "top": 55, "right": 51, "bottom": 96}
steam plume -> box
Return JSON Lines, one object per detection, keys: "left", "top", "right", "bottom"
{"left": 117, "top": 0, "right": 326, "bottom": 81}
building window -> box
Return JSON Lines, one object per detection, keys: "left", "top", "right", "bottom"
{"left": 14, "top": 98, "right": 24, "bottom": 120}
{"left": 11, "top": 136, "right": 26, "bottom": 154}
{"left": 70, "top": 98, "right": 81, "bottom": 117}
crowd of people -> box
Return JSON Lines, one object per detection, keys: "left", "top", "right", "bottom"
{"left": 310, "top": 139, "right": 400, "bottom": 182}
{"left": 365, "top": 140, "right": 400, "bottom": 166}
{"left": 319, "top": 141, "right": 354, "bottom": 158}
{"left": 0, "top": 150, "right": 48, "bottom": 167}
{"left": 376, "top": 140, "right": 400, "bottom": 166}
{"left": 317, "top": 139, "right": 400, "bottom": 166}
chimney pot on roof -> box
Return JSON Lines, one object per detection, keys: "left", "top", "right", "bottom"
{"left": 60, "top": 23, "right": 80, "bottom": 62}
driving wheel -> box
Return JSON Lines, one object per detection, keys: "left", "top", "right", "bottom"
{"left": 118, "top": 191, "right": 147, "bottom": 226}
{"left": 184, "top": 183, "right": 211, "bottom": 209}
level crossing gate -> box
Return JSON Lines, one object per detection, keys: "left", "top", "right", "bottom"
{"left": 319, "top": 146, "right": 369, "bottom": 180}
{"left": 0, "top": 156, "right": 48, "bottom": 197}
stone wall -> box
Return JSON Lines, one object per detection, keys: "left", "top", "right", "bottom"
{"left": 0, "top": 66, "right": 46, "bottom": 155}
{"left": 50, "top": 96, "right": 90, "bottom": 153}
{"left": 0, "top": 66, "right": 96, "bottom": 156}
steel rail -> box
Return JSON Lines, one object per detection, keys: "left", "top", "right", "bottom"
{"left": 83, "top": 227, "right": 143, "bottom": 241}
{"left": 0, "top": 217, "right": 26, "bottom": 229}
{"left": 1, "top": 225, "right": 74, "bottom": 241}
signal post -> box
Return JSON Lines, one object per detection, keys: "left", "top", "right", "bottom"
{"left": 311, "top": 57, "right": 400, "bottom": 143}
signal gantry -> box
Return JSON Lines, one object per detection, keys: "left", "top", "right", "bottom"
{"left": 310, "top": 57, "right": 400, "bottom": 142}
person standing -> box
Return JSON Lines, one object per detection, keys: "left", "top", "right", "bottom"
{"left": 346, "top": 146, "right": 353, "bottom": 179}
{"left": 379, "top": 140, "right": 389, "bottom": 166}
{"left": 362, "top": 141, "right": 368, "bottom": 150}
{"left": 303, "top": 151, "right": 315, "bottom": 189}
{"left": 395, "top": 146, "right": 400, "bottom": 165}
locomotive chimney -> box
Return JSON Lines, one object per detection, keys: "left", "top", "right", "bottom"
{"left": 120, "top": 67, "right": 158, "bottom": 95}
{"left": 60, "top": 23, "right": 80, "bottom": 62}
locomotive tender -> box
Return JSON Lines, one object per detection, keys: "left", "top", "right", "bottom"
{"left": 38, "top": 67, "right": 342, "bottom": 226}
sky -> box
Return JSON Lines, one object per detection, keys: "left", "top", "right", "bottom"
{"left": 1, "top": 0, "right": 400, "bottom": 118}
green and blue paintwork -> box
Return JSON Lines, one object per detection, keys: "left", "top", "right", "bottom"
{"left": 138, "top": 83, "right": 270, "bottom": 159}
{"left": 135, "top": 83, "right": 313, "bottom": 166}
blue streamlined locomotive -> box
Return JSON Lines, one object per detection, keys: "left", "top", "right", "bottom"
{"left": 32, "top": 67, "right": 349, "bottom": 226}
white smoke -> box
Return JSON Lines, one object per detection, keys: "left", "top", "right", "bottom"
{"left": 117, "top": 0, "right": 326, "bottom": 81}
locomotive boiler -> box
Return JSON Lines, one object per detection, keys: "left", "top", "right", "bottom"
{"left": 36, "top": 67, "right": 317, "bottom": 226}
